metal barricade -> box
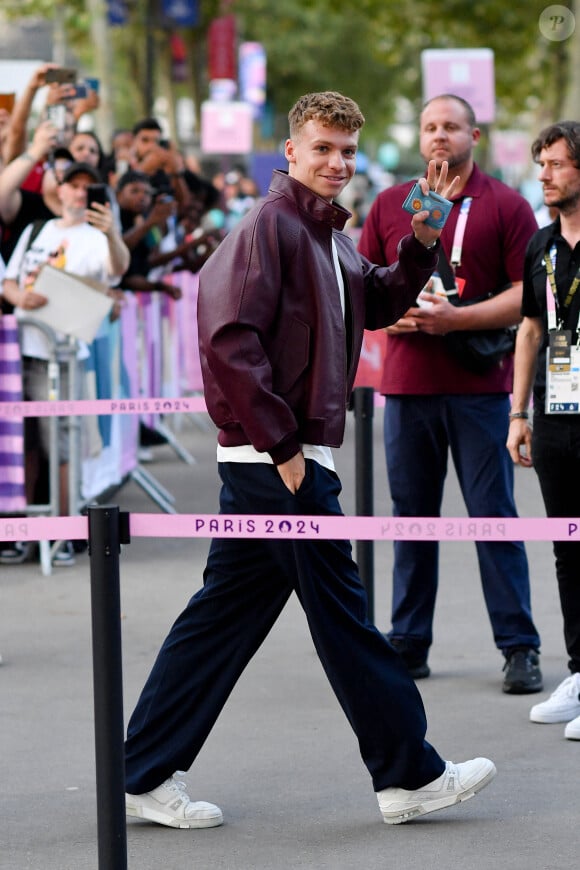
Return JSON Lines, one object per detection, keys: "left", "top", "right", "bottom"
{"left": 17, "top": 319, "right": 82, "bottom": 575}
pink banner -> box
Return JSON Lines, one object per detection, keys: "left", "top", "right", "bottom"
{"left": 1, "top": 514, "right": 579, "bottom": 543}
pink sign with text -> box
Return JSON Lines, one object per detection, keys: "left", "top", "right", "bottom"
{"left": 421, "top": 48, "right": 495, "bottom": 123}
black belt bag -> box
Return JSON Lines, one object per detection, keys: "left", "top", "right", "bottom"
{"left": 437, "top": 249, "right": 515, "bottom": 375}
{"left": 444, "top": 292, "right": 516, "bottom": 375}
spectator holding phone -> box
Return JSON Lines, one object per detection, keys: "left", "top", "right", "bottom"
{"left": 69, "top": 130, "right": 105, "bottom": 174}
{"left": 129, "top": 117, "right": 190, "bottom": 215}
{"left": 0, "top": 119, "right": 62, "bottom": 298}
{"left": 116, "top": 169, "right": 181, "bottom": 299}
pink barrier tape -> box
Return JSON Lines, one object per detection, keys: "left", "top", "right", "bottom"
{"left": 0, "top": 396, "right": 207, "bottom": 418}
{"left": 1, "top": 514, "right": 579, "bottom": 542}
{"left": 0, "top": 393, "right": 382, "bottom": 418}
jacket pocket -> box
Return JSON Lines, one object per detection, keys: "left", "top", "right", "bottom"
{"left": 272, "top": 316, "right": 310, "bottom": 395}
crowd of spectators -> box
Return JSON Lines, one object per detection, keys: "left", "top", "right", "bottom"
{"left": 0, "top": 63, "right": 260, "bottom": 566}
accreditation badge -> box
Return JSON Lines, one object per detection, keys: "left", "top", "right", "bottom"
{"left": 546, "top": 331, "right": 580, "bottom": 413}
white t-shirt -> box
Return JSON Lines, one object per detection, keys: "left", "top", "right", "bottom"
{"left": 5, "top": 220, "right": 117, "bottom": 359}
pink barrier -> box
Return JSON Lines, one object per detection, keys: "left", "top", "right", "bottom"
{"left": 171, "top": 270, "right": 204, "bottom": 393}
{"left": 80, "top": 294, "right": 139, "bottom": 501}
{"left": 0, "top": 513, "right": 579, "bottom": 542}
{"left": 0, "top": 396, "right": 207, "bottom": 418}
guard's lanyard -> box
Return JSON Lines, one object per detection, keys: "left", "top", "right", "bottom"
{"left": 450, "top": 197, "right": 473, "bottom": 267}
{"left": 544, "top": 243, "right": 580, "bottom": 332}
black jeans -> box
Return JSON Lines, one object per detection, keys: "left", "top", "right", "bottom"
{"left": 532, "top": 414, "right": 580, "bottom": 673}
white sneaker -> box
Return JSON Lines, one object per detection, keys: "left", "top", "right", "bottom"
{"left": 529, "top": 673, "right": 580, "bottom": 724}
{"left": 126, "top": 774, "right": 223, "bottom": 829}
{"left": 564, "top": 714, "right": 580, "bottom": 740}
{"left": 376, "top": 758, "right": 496, "bottom": 825}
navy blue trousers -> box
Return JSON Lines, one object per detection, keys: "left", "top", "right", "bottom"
{"left": 125, "top": 460, "right": 445, "bottom": 794}
{"left": 384, "top": 394, "right": 541, "bottom": 656}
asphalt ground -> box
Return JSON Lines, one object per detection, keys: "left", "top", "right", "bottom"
{"left": 1, "top": 406, "right": 575, "bottom": 870}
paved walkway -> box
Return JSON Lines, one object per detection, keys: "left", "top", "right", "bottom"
{"left": 1, "top": 409, "right": 574, "bottom": 870}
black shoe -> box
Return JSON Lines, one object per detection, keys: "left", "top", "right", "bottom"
{"left": 406, "top": 660, "right": 431, "bottom": 680}
{"left": 139, "top": 423, "right": 168, "bottom": 446}
{"left": 0, "top": 541, "right": 34, "bottom": 565}
{"left": 502, "top": 648, "right": 543, "bottom": 694}
{"left": 387, "top": 636, "right": 431, "bottom": 680}
{"left": 51, "top": 541, "right": 76, "bottom": 567}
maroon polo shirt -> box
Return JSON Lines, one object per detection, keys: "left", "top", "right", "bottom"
{"left": 358, "top": 164, "right": 538, "bottom": 395}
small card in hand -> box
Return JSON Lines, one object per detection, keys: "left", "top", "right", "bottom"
{"left": 402, "top": 182, "right": 453, "bottom": 229}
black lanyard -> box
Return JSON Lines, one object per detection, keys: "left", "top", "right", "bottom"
{"left": 544, "top": 243, "right": 580, "bottom": 329}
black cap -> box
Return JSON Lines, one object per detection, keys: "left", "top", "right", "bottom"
{"left": 60, "top": 162, "right": 101, "bottom": 185}
{"left": 52, "top": 146, "right": 74, "bottom": 163}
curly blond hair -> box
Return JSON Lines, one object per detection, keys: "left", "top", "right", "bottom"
{"left": 288, "top": 92, "right": 365, "bottom": 137}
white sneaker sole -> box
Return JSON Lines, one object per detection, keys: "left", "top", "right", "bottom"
{"left": 564, "top": 724, "right": 580, "bottom": 740}
{"left": 380, "top": 763, "right": 497, "bottom": 825}
{"left": 530, "top": 708, "right": 580, "bottom": 724}
{"left": 126, "top": 797, "right": 223, "bottom": 829}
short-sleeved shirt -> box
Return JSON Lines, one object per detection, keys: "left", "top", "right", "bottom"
{"left": 358, "top": 164, "right": 538, "bottom": 395}
{"left": 5, "top": 219, "right": 115, "bottom": 359}
{"left": 522, "top": 218, "right": 580, "bottom": 412}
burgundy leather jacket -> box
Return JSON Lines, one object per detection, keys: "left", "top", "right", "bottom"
{"left": 198, "top": 170, "right": 437, "bottom": 465}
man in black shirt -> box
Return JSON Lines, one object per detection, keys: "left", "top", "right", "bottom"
{"left": 507, "top": 120, "right": 580, "bottom": 739}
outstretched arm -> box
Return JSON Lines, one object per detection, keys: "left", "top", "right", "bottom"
{"left": 0, "top": 120, "right": 58, "bottom": 223}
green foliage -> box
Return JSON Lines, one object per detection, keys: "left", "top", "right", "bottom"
{"left": 233, "top": 0, "right": 562, "bottom": 130}
{"left": 3, "top": 0, "right": 575, "bottom": 149}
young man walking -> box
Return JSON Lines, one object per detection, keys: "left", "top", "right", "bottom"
{"left": 124, "top": 92, "right": 496, "bottom": 829}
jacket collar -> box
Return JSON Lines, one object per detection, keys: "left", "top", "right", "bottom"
{"left": 269, "top": 170, "right": 351, "bottom": 230}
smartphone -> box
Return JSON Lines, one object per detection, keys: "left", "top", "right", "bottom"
{"left": 46, "top": 103, "right": 67, "bottom": 131}
{"left": 45, "top": 67, "right": 77, "bottom": 85}
{"left": 402, "top": 182, "right": 453, "bottom": 230}
{"left": 87, "top": 183, "right": 109, "bottom": 207}
{"left": 115, "top": 158, "right": 129, "bottom": 176}
{"left": 84, "top": 77, "right": 100, "bottom": 94}
{"left": 0, "top": 93, "right": 15, "bottom": 113}
{"left": 72, "top": 83, "right": 88, "bottom": 99}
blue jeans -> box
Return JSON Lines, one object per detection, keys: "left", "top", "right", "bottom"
{"left": 384, "top": 394, "right": 540, "bottom": 657}
{"left": 532, "top": 413, "right": 580, "bottom": 673}
{"left": 125, "top": 460, "right": 445, "bottom": 795}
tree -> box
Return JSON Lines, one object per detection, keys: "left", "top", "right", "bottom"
{"left": 3, "top": 0, "right": 578, "bottom": 153}
{"left": 233, "top": 0, "right": 570, "bottom": 124}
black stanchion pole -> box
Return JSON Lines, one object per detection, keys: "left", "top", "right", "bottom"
{"left": 352, "top": 387, "right": 375, "bottom": 622}
{"left": 88, "top": 505, "right": 130, "bottom": 870}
